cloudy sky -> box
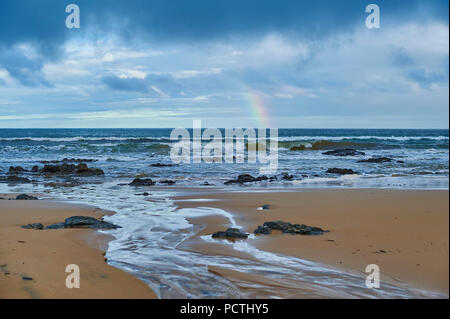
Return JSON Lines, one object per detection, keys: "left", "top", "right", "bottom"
{"left": 0, "top": 0, "right": 448, "bottom": 128}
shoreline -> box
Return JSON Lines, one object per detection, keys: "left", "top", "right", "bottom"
{"left": 174, "top": 188, "right": 449, "bottom": 297}
{"left": 0, "top": 194, "right": 156, "bottom": 299}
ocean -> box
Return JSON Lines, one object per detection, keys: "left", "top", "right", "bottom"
{"left": 0, "top": 128, "right": 448, "bottom": 298}
{"left": 1, "top": 128, "right": 448, "bottom": 189}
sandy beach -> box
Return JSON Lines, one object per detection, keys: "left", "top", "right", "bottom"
{"left": 1, "top": 188, "right": 448, "bottom": 299}
{"left": 0, "top": 194, "right": 156, "bottom": 299}
{"left": 175, "top": 188, "right": 449, "bottom": 296}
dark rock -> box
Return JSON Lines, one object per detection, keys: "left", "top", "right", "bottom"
{"left": 212, "top": 228, "right": 249, "bottom": 240}
{"left": 159, "top": 180, "right": 176, "bottom": 185}
{"left": 290, "top": 145, "right": 306, "bottom": 151}
{"left": 150, "top": 163, "right": 173, "bottom": 167}
{"left": 31, "top": 165, "right": 39, "bottom": 172}
{"left": 397, "top": 160, "right": 405, "bottom": 164}
{"left": 64, "top": 216, "right": 98, "bottom": 227}
{"left": 254, "top": 220, "right": 328, "bottom": 235}
{"left": 322, "top": 149, "right": 365, "bottom": 156}
{"left": 22, "top": 276, "right": 33, "bottom": 281}
{"left": 44, "top": 222, "right": 65, "bottom": 230}
{"left": 90, "top": 221, "right": 121, "bottom": 229}
{"left": 44, "top": 181, "right": 82, "bottom": 188}
{"left": 142, "top": 192, "right": 149, "bottom": 196}
{"left": 237, "top": 174, "right": 257, "bottom": 183}
{"left": 76, "top": 163, "right": 104, "bottom": 176}
{"left": 64, "top": 216, "right": 121, "bottom": 229}
{"left": 9, "top": 166, "right": 25, "bottom": 173}
{"left": 224, "top": 174, "right": 269, "bottom": 185}
{"left": 21, "top": 223, "right": 44, "bottom": 230}
{"left": 42, "top": 163, "right": 76, "bottom": 174}
{"left": 63, "top": 158, "right": 97, "bottom": 163}
{"left": 16, "top": 194, "right": 38, "bottom": 200}
{"left": 358, "top": 157, "right": 392, "bottom": 163}
{"left": 129, "top": 178, "right": 155, "bottom": 186}
{"left": 281, "top": 172, "right": 293, "bottom": 180}
{"left": 40, "top": 158, "right": 97, "bottom": 164}
{"left": 327, "top": 168, "right": 357, "bottom": 175}
{"left": 254, "top": 225, "right": 272, "bottom": 234}
{"left": 4, "top": 176, "right": 31, "bottom": 183}
{"left": 41, "top": 163, "right": 103, "bottom": 176}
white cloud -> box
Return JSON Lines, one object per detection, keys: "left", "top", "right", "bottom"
{"left": 118, "top": 69, "right": 147, "bottom": 79}
{"left": 274, "top": 85, "right": 319, "bottom": 99}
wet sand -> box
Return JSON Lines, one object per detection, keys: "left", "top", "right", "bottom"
{"left": 175, "top": 188, "right": 449, "bottom": 296}
{"left": 0, "top": 194, "right": 156, "bottom": 299}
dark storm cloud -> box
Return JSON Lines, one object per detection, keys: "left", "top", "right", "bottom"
{"left": 0, "top": 0, "right": 448, "bottom": 87}
{"left": 1, "top": 0, "right": 448, "bottom": 49}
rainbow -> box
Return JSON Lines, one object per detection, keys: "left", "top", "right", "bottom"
{"left": 245, "top": 90, "right": 271, "bottom": 128}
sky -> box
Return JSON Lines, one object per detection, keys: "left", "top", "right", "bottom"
{"left": 0, "top": 0, "right": 448, "bottom": 128}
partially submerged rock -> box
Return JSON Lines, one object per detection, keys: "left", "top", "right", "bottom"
{"left": 212, "top": 228, "right": 249, "bottom": 240}
{"left": 150, "top": 163, "right": 173, "bottom": 167}
{"left": 9, "top": 166, "right": 25, "bottom": 173}
{"left": 42, "top": 163, "right": 76, "bottom": 174}
{"left": 322, "top": 149, "right": 365, "bottom": 156}
{"left": 290, "top": 145, "right": 306, "bottom": 151}
{"left": 327, "top": 168, "right": 357, "bottom": 175}
{"left": 16, "top": 194, "right": 38, "bottom": 200}
{"left": 358, "top": 157, "right": 393, "bottom": 163}
{"left": 4, "top": 176, "right": 31, "bottom": 183}
{"left": 129, "top": 178, "right": 155, "bottom": 186}
{"left": 64, "top": 216, "right": 120, "bottom": 229}
{"left": 254, "top": 220, "right": 328, "bottom": 235}
{"left": 75, "top": 163, "right": 104, "bottom": 176}
{"left": 41, "top": 163, "right": 104, "bottom": 176}
{"left": 224, "top": 174, "right": 269, "bottom": 185}
{"left": 40, "top": 158, "right": 98, "bottom": 164}
{"left": 281, "top": 172, "right": 293, "bottom": 180}
{"left": 44, "top": 181, "right": 82, "bottom": 188}
{"left": 159, "top": 180, "right": 176, "bottom": 185}
{"left": 0, "top": 173, "right": 31, "bottom": 183}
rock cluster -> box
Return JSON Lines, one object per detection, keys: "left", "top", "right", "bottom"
{"left": 254, "top": 220, "right": 328, "bottom": 235}
{"left": 22, "top": 216, "right": 121, "bottom": 230}
{"left": 212, "top": 228, "right": 249, "bottom": 239}
{"left": 16, "top": 194, "right": 38, "bottom": 200}
{"left": 41, "top": 163, "right": 104, "bottom": 176}
{"left": 9, "top": 166, "right": 25, "bottom": 173}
